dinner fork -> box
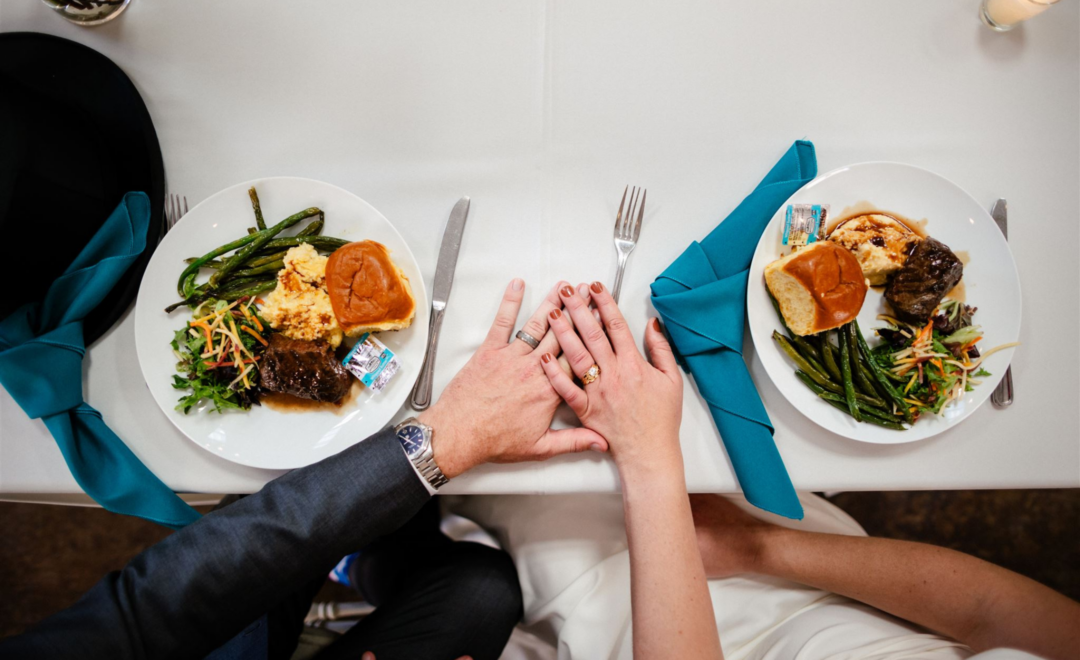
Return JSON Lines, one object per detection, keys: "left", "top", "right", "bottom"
{"left": 162, "top": 193, "right": 188, "bottom": 238}
{"left": 611, "top": 185, "right": 646, "bottom": 303}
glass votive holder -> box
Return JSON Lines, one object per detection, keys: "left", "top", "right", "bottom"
{"left": 980, "top": 0, "right": 1060, "bottom": 31}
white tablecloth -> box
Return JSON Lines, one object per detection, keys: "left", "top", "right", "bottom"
{"left": 1, "top": 0, "right": 1077, "bottom": 496}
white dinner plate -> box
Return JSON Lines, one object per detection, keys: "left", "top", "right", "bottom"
{"left": 748, "top": 163, "right": 1021, "bottom": 444}
{"left": 135, "top": 177, "right": 429, "bottom": 469}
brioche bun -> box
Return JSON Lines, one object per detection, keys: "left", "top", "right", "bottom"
{"left": 326, "top": 240, "right": 416, "bottom": 337}
{"left": 765, "top": 241, "right": 868, "bottom": 336}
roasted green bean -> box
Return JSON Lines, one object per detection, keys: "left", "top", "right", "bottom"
{"left": 847, "top": 327, "right": 879, "bottom": 397}
{"left": 794, "top": 372, "right": 904, "bottom": 430}
{"left": 819, "top": 331, "right": 843, "bottom": 381}
{"left": 209, "top": 207, "right": 321, "bottom": 288}
{"left": 296, "top": 212, "right": 324, "bottom": 237}
{"left": 838, "top": 325, "right": 861, "bottom": 421}
{"left": 248, "top": 187, "right": 266, "bottom": 230}
{"left": 260, "top": 235, "right": 347, "bottom": 252}
{"left": 776, "top": 333, "right": 885, "bottom": 407}
{"left": 234, "top": 259, "right": 284, "bottom": 279}
{"left": 853, "top": 320, "right": 914, "bottom": 424}
{"left": 177, "top": 232, "right": 262, "bottom": 297}
{"left": 774, "top": 332, "right": 833, "bottom": 390}
{"left": 218, "top": 280, "right": 277, "bottom": 302}
{"left": 185, "top": 250, "right": 287, "bottom": 270}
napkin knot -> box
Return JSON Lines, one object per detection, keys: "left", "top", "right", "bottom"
{"left": 652, "top": 242, "right": 749, "bottom": 359}
{"left": 0, "top": 192, "right": 200, "bottom": 530}
{"left": 0, "top": 320, "right": 86, "bottom": 419}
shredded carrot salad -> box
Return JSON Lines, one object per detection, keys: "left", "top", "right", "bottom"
{"left": 876, "top": 300, "right": 1018, "bottom": 417}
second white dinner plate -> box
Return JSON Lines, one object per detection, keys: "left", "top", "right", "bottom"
{"left": 135, "top": 177, "right": 429, "bottom": 469}
{"left": 747, "top": 163, "right": 1021, "bottom": 444}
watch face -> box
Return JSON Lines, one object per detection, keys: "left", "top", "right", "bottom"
{"left": 397, "top": 425, "right": 426, "bottom": 457}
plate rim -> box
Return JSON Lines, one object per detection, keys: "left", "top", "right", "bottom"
{"left": 134, "top": 175, "right": 430, "bottom": 469}
{"left": 747, "top": 160, "right": 1022, "bottom": 444}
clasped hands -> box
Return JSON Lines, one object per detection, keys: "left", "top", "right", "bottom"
{"left": 420, "top": 278, "right": 684, "bottom": 480}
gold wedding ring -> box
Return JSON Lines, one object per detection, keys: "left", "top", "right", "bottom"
{"left": 582, "top": 364, "right": 601, "bottom": 385}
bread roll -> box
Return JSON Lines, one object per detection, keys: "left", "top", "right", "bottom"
{"left": 765, "top": 242, "right": 868, "bottom": 336}
{"left": 326, "top": 241, "right": 416, "bottom": 337}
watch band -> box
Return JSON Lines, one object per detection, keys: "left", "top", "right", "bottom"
{"left": 413, "top": 447, "right": 449, "bottom": 489}
{"left": 395, "top": 418, "right": 449, "bottom": 490}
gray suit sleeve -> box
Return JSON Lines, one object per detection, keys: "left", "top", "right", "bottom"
{"left": 0, "top": 427, "right": 430, "bottom": 660}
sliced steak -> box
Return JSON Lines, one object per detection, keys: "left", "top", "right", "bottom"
{"left": 260, "top": 334, "right": 352, "bottom": 403}
{"left": 884, "top": 237, "right": 963, "bottom": 325}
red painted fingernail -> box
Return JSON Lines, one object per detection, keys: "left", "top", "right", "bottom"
{"left": 591, "top": 281, "right": 603, "bottom": 293}
{"left": 652, "top": 318, "right": 662, "bottom": 331}
{"left": 549, "top": 309, "right": 562, "bottom": 320}
{"left": 541, "top": 353, "right": 553, "bottom": 363}
{"left": 560, "top": 285, "right": 574, "bottom": 298}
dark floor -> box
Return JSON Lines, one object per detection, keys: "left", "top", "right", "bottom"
{"left": 1, "top": 490, "right": 1078, "bottom": 639}
{"left": 829, "top": 490, "right": 1080, "bottom": 602}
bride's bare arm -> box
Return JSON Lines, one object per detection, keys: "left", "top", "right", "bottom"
{"left": 542, "top": 282, "right": 722, "bottom": 659}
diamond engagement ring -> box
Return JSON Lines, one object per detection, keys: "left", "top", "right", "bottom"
{"left": 582, "top": 364, "right": 601, "bottom": 385}
{"left": 515, "top": 330, "right": 540, "bottom": 350}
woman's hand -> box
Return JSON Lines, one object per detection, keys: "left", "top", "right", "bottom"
{"left": 539, "top": 281, "right": 683, "bottom": 476}
{"left": 542, "top": 282, "right": 722, "bottom": 658}
{"left": 421, "top": 279, "right": 608, "bottom": 479}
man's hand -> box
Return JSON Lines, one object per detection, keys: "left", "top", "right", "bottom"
{"left": 419, "top": 279, "right": 608, "bottom": 478}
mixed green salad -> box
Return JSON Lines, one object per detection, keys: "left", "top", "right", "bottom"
{"left": 171, "top": 297, "right": 269, "bottom": 413}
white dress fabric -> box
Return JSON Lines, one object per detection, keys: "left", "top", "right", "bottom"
{"left": 447, "top": 492, "right": 1026, "bottom": 660}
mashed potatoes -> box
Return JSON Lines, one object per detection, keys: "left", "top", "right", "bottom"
{"left": 828, "top": 213, "right": 922, "bottom": 286}
{"left": 260, "top": 244, "right": 343, "bottom": 348}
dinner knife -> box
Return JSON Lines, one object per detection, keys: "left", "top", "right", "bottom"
{"left": 990, "top": 198, "right": 1014, "bottom": 408}
{"left": 410, "top": 196, "right": 471, "bottom": 410}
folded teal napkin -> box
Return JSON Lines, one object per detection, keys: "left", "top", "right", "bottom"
{"left": 0, "top": 192, "right": 201, "bottom": 529}
{"left": 651, "top": 141, "right": 816, "bottom": 520}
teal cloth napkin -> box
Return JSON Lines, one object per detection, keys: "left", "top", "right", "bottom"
{"left": 0, "top": 192, "right": 201, "bottom": 529}
{"left": 650, "top": 141, "right": 817, "bottom": 520}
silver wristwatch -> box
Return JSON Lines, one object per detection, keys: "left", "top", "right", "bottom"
{"left": 394, "top": 417, "right": 449, "bottom": 490}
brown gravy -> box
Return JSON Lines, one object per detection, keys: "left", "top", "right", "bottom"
{"left": 946, "top": 251, "right": 971, "bottom": 302}
{"left": 261, "top": 380, "right": 363, "bottom": 414}
{"left": 825, "top": 201, "right": 929, "bottom": 239}
{"left": 947, "top": 281, "right": 966, "bottom": 303}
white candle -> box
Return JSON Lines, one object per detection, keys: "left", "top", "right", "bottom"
{"left": 982, "top": 0, "right": 1059, "bottom": 30}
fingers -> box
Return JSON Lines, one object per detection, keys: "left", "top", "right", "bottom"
{"left": 483, "top": 279, "right": 525, "bottom": 347}
{"left": 646, "top": 318, "right": 680, "bottom": 382}
{"left": 541, "top": 352, "right": 589, "bottom": 417}
{"left": 536, "top": 427, "right": 608, "bottom": 458}
{"left": 586, "top": 281, "right": 638, "bottom": 356}
{"left": 509, "top": 282, "right": 563, "bottom": 354}
{"left": 576, "top": 283, "right": 601, "bottom": 323}
{"left": 535, "top": 327, "right": 561, "bottom": 355}
{"left": 558, "top": 284, "right": 614, "bottom": 368}
{"left": 557, "top": 354, "right": 573, "bottom": 377}
{"left": 547, "top": 308, "right": 597, "bottom": 379}
{"left": 534, "top": 282, "right": 587, "bottom": 355}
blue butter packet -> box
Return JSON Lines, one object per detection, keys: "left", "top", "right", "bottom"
{"left": 782, "top": 203, "right": 829, "bottom": 247}
{"left": 342, "top": 333, "right": 400, "bottom": 393}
